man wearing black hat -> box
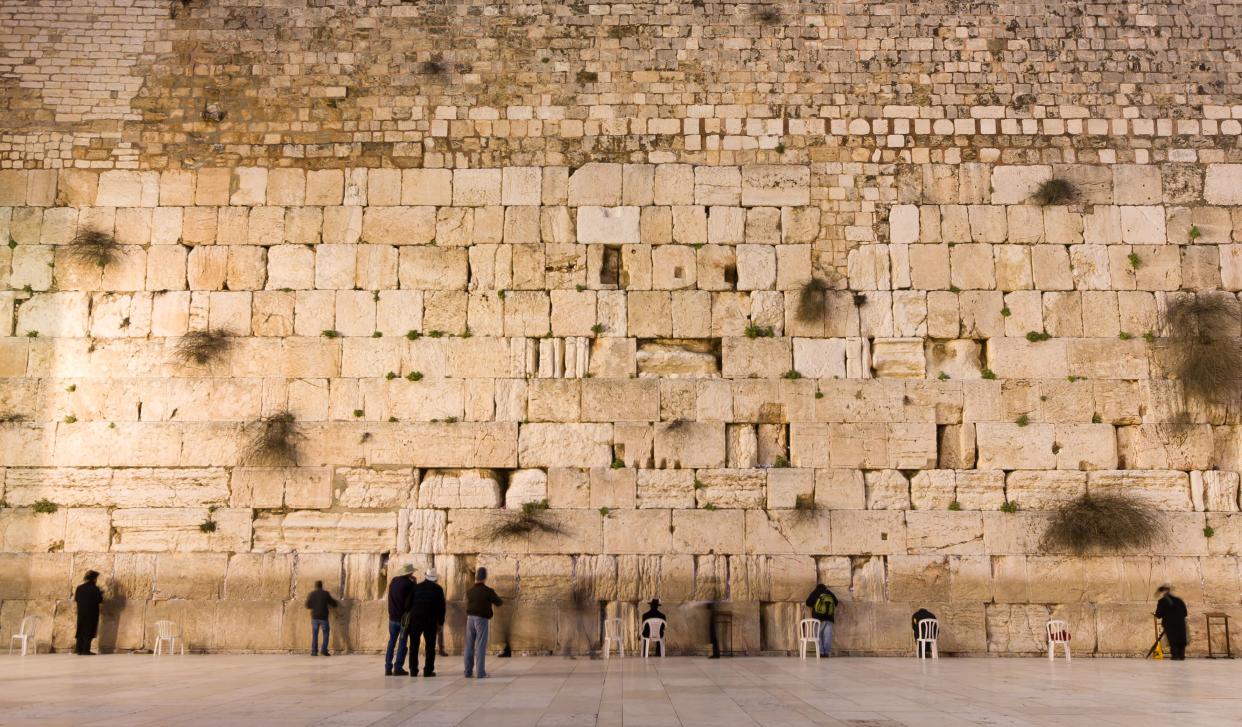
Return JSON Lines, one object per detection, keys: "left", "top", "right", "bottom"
{"left": 408, "top": 568, "right": 446, "bottom": 677}
{"left": 1155, "top": 584, "right": 1189, "bottom": 660}
{"left": 74, "top": 571, "right": 104, "bottom": 655}
{"left": 641, "top": 598, "right": 667, "bottom": 656}
{"left": 464, "top": 567, "right": 503, "bottom": 678}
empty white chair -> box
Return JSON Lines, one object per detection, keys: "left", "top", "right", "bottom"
{"left": 798, "top": 618, "right": 822, "bottom": 659}
{"left": 640, "top": 618, "right": 666, "bottom": 658}
{"left": 8, "top": 616, "right": 39, "bottom": 655}
{"left": 602, "top": 617, "right": 624, "bottom": 659}
{"left": 153, "top": 620, "right": 185, "bottom": 656}
{"left": 915, "top": 618, "right": 939, "bottom": 660}
{"left": 1046, "top": 620, "right": 1071, "bottom": 661}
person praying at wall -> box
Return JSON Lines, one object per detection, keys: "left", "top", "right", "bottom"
{"left": 74, "top": 570, "right": 104, "bottom": 656}
{"left": 1154, "top": 584, "right": 1189, "bottom": 661}
{"left": 305, "top": 580, "right": 338, "bottom": 656}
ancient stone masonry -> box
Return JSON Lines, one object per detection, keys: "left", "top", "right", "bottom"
{"left": 1, "top": 1, "right": 1242, "bottom": 655}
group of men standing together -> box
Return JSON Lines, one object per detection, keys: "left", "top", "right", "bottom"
{"left": 382, "top": 564, "right": 503, "bottom": 679}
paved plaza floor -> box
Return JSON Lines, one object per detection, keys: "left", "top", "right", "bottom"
{"left": 1, "top": 653, "right": 1239, "bottom": 726}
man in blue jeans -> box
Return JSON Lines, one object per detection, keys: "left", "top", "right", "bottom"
{"left": 464, "top": 567, "right": 503, "bottom": 678}
{"left": 305, "top": 580, "right": 338, "bottom": 656}
{"left": 385, "top": 564, "right": 417, "bottom": 676}
{"left": 805, "top": 583, "right": 838, "bottom": 657}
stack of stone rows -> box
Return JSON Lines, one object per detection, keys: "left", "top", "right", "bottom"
{"left": 1, "top": 159, "right": 1240, "bottom": 655}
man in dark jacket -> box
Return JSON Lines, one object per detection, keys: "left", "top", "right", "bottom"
{"left": 1155, "top": 584, "right": 1189, "bottom": 660}
{"left": 305, "top": 580, "right": 338, "bottom": 656}
{"left": 407, "top": 568, "right": 446, "bottom": 676}
{"left": 805, "top": 584, "right": 838, "bottom": 656}
{"left": 912, "top": 607, "right": 937, "bottom": 657}
{"left": 384, "top": 564, "right": 417, "bottom": 676}
{"left": 74, "top": 570, "right": 104, "bottom": 655}
{"left": 464, "top": 567, "right": 504, "bottom": 678}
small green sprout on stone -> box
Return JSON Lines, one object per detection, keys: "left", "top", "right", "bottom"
{"left": 981, "top": 368, "right": 996, "bottom": 380}
{"left": 1000, "top": 306, "right": 1011, "bottom": 317}
{"left": 1204, "top": 525, "right": 1215, "bottom": 538}
{"left": 1189, "top": 225, "right": 1201, "bottom": 241}
{"left": 744, "top": 323, "right": 774, "bottom": 338}
{"left": 321, "top": 329, "right": 341, "bottom": 338}
{"left": 610, "top": 457, "right": 625, "bottom": 469}
{"left": 1119, "top": 331, "right": 1133, "bottom": 340}
{"left": 1026, "top": 330, "right": 1051, "bottom": 342}
{"left": 591, "top": 323, "right": 605, "bottom": 335}
{"left": 1000, "top": 501, "right": 1019, "bottom": 514}
{"left": 63, "top": 414, "right": 77, "bottom": 424}
{"left": 407, "top": 371, "right": 423, "bottom": 381}
{"left": 1127, "top": 252, "right": 1142, "bottom": 269}
{"left": 406, "top": 330, "right": 421, "bottom": 340}
{"left": 1015, "top": 414, "right": 1029, "bottom": 427}
{"left": 782, "top": 369, "right": 802, "bottom": 380}
{"left": 948, "top": 501, "right": 962, "bottom": 511}
{"left": 33, "top": 499, "right": 58, "bottom": 514}
{"left": 703, "top": 502, "right": 718, "bottom": 511}
{"left": 352, "top": 409, "right": 364, "bottom": 418}
{"left": 599, "top": 507, "right": 611, "bottom": 518}
{"left": 938, "top": 372, "right": 950, "bottom": 381}
{"left": 386, "top": 372, "right": 397, "bottom": 380}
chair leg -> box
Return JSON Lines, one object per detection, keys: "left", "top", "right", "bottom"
{"left": 1048, "top": 643, "right": 1054, "bottom": 661}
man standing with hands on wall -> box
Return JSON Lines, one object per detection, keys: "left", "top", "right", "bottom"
{"left": 464, "top": 567, "right": 504, "bottom": 678}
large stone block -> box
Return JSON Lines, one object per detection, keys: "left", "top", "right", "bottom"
{"left": 112, "top": 508, "right": 251, "bottom": 553}
{"left": 518, "top": 423, "right": 613, "bottom": 468}
{"left": 418, "top": 469, "right": 502, "bottom": 509}
{"left": 252, "top": 511, "right": 397, "bottom": 553}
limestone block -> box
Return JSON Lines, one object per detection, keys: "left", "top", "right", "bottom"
{"left": 721, "top": 337, "right": 791, "bottom": 379}
{"left": 505, "top": 469, "right": 549, "bottom": 509}
{"left": 745, "top": 207, "right": 781, "bottom": 244}
{"left": 222, "top": 553, "right": 293, "bottom": 601}
{"left": 653, "top": 421, "right": 725, "bottom": 469}
{"left": 1204, "top": 164, "right": 1242, "bottom": 205}
{"left": 97, "top": 170, "right": 160, "bottom": 207}
{"left": 1054, "top": 423, "right": 1118, "bottom": 470}
{"left": 1116, "top": 424, "right": 1212, "bottom": 471}
{"left": 741, "top": 165, "right": 809, "bottom": 206}
{"left": 990, "top": 165, "right": 1051, "bottom": 204}
{"left": 830, "top": 511, "right": 905, "bottom": 555}
{"left": 672, "top": 509, "right": 745, "bottom": 554}
{"left": 589, "top": 467, "right": 636, "bottom": 509}
{"left": 888, "top": 556, "right": 951, "bottom": 603}
{"left": 870, "top": 338, "right": 925, "bottom": 378}
{"left": 265, "top": 245, "right": 314, "bottom": 290}
{"left": 568, "top": 163, "right": 622, "bottom": 206}
{"left": 1195, "top": 471, "right": 1240, "bottom": 512}
{"left": 1005, "top": 471, "right": 1086, "bottom": 509}
{"left": 576, "top": 206, "right": 639, "bottom": 244}
{"left": 733, "top": 244, "right": 775, "bottom": 291}
{"left": 977, "top": 423, "right": 1056, "bottom": 470}
{"left": 636, "top": 340, "right": 717, "bottom": 378}
{"left": 518, "top": 423, "right": 613, "bottom": 468}
{"left": 889, "top": 205, "right": 919, "bottom": 245}
{"left": 252, "top": 511, "right": 396, "bottom": 553}
{"left": 864, "top": 470, "right": 910, "bottom": 510}
{"left": 911, "top": 470, "right": 956, "bottom": 510}
{"left": 790, "top": 338, "right": 845, "bottom": 379}
{"left": 17, "top": 292, "right": 89, "bottom": 338}
{"left": 449, "top": 508, "right": 601, "bottom": 555}
{"left": 1087, "top": 470, "right": 1192, "bottom": 510}
{"left": 925, "top": 339, "right": 982, "bottom": 380}
{"left": 744, "top": 510, "right": 830, "bottom": 555}
{"left": 361, "top": 207, "right": 435, "bottom": 245}
{"left": 951, "top": 470, "right": 1005, "bottom": 510}
{"left": 653, "top": 164, "right": 693, "bottom": 205}
{"left": 451, "top": 169, "right": 501, "bottom": 206}
{"left": 766, "top": 468, "right": 813, "bottom": 509}
{"left": 968, "top": 205, "right": 1007, "bottom": 242}
{"left": 637, "top": 469, "right": 694, "bottom": 509}
{"left": 334, "top": 467, "right": 416, "bottom": 509}
{"left": 690, "top": 166, "right": 739, "bottom": 206}
{"left": 0, "top": 509, "right": 67, "bottom": 553}
{"left": 580, "top": 379, "right": 658, "bottom": 422}
{"left": 981, "top": 512, "right": 1051, "bottom": 554}
{"left": 693, "top": 469, "right": 765, "bottom": 509}
{"left": 398, "top": 246, "right": 468, "bottom": 290}
{"left": 417, "top": 469, "right": 502, "bottom": 508}
{"left": 986, "top": 338, "right": 1068, "bottom": 379}
{"left": 112, "top": 507, "right": 251, "bottom": 552}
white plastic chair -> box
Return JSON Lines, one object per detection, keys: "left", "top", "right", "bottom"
{"left": 602, "top": 617, "right": 624, "bottom": 659}
{"left": 915, "top": 619, "right": 939, "bottom": 659}
{"left": 8, "top": 616, "right": 38, "bottom": 655}
{"left": 798, "top": 618, "right": 821, "bottom": 659}
{"left": 640, "top": 618, "right": 666, "bottom": 658}
{"left": 153, "top": 620, "right": 185, "bottom": 655}
{"left": 1046, "top": 619, "right": 1071, "bottom": 661}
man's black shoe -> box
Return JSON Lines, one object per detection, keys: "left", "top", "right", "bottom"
{"left": 385, "top": 668, "right": 393, "bottom": 676}
{"left": 424, "top": 671, "right": 436, "bottom": 677}
{"left": 392, "top": 669, "right": 409, "bottom": 676}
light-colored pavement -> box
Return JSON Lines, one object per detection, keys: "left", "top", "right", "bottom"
{"left": 1, "top": 654, "right": 1239, "bottom": 726}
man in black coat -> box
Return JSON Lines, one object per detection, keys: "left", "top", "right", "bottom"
{"left": 1155, "top": 584, "right": 1189, "bottom": 660}
{"left": 74, "top": 571, "right": 104, "bottom": 655}
{"left": 407, "top": 568, "right": 446, "bottom": 676}
{"left": 641, "top": 598, "right": 667, "bottom": 655}
{"left": 912, "top": 607, "right": 937, "bottom": 658}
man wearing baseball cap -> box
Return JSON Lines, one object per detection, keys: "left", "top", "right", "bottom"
{"left": 464, "top": 567, "right": 504, "bottom": 678}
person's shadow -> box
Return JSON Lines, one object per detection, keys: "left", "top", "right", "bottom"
{"left": 98, "top": 580, "right": 126, "bottom": 654}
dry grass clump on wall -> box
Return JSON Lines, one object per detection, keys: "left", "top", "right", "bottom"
{"left": 486, "top": 500, "right": 564, "bottom": 540}
{"left": 174, "top": 329, "right": 233, "bottom": 365}
{"left": 241, "top": 411, "right": 302, "bottom": 466}
{"left": 1157, "top": 293, "right": 1242, "bottom": 410}
{"left": 1040, "top": 493, "right": 1162, "bottom": 555}
{"left": 1032, "top": 178, "right": 1078, "bottom": 206}
{"left": 67, "top": 229, "right": 121, "bottom": 268}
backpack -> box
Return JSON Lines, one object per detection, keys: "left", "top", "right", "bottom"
{"left": 813, "top": 592, "right": 835, "bottom": 618}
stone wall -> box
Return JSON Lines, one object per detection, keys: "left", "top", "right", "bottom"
{"left": 1, "top": 0, "right": 1241, "bottom": 655}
